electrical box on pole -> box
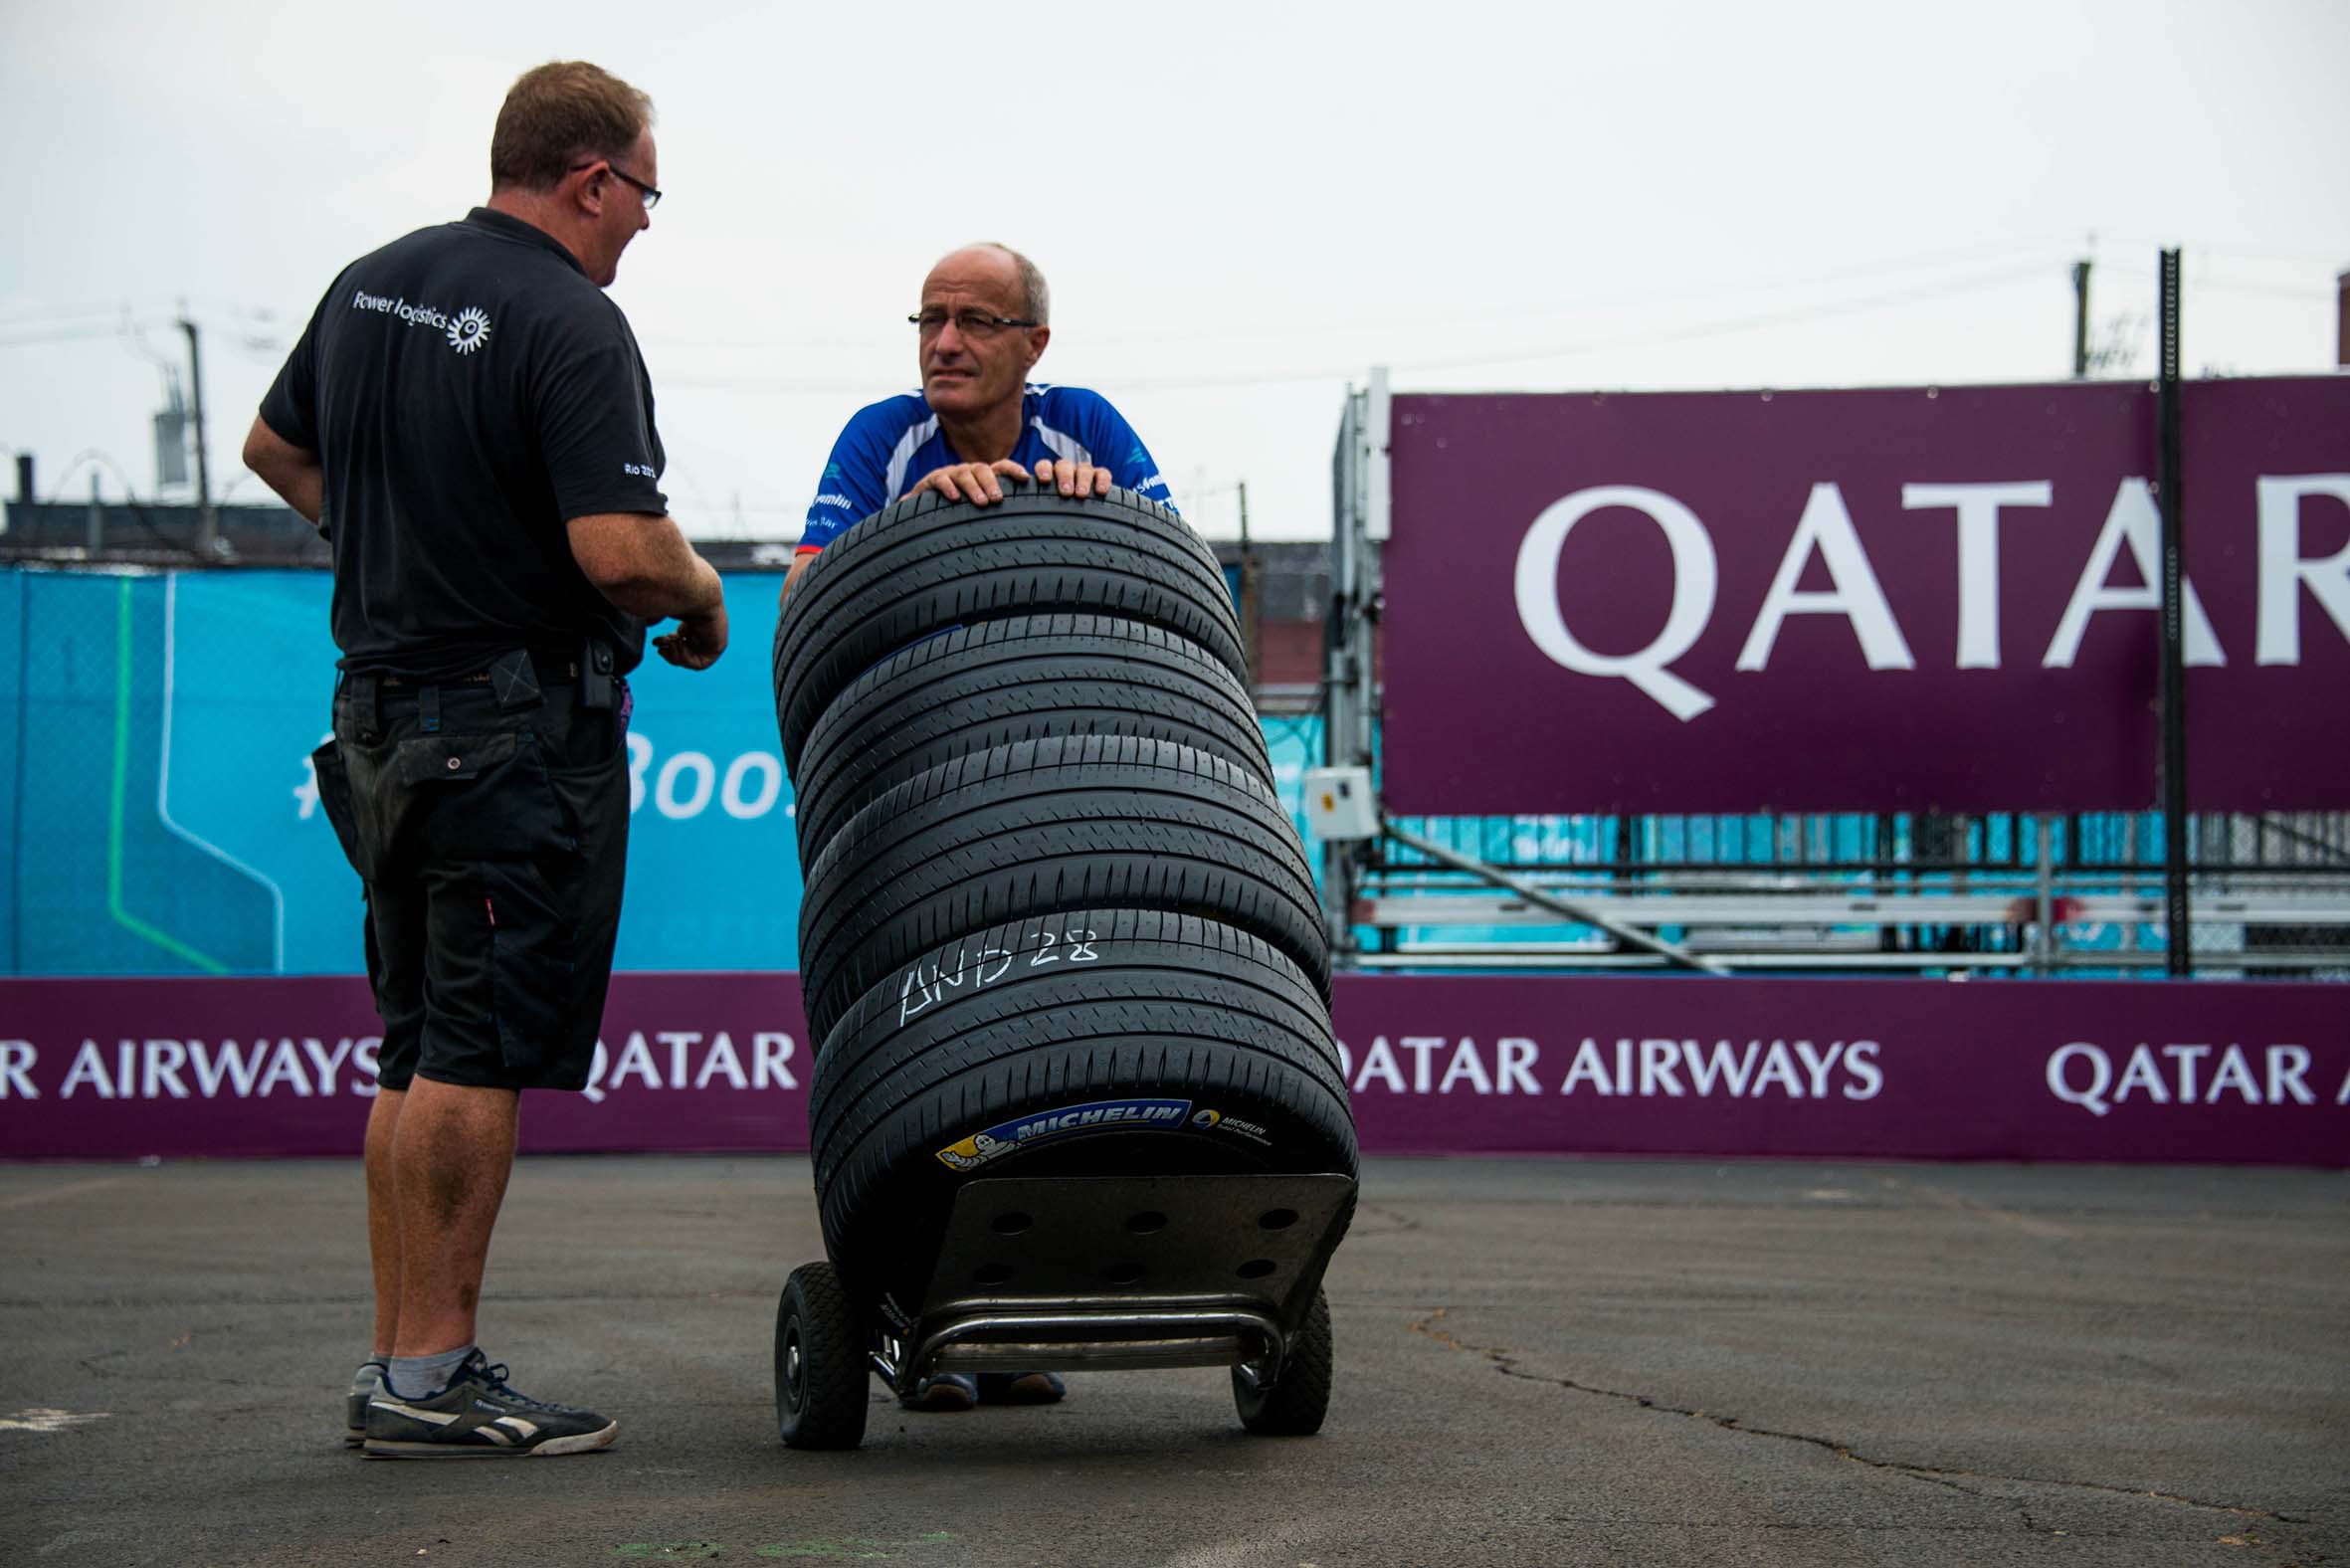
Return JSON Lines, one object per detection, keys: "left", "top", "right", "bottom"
{"left": 1302, "top": 765, "right": 1378, "bottom": 843}
{"left": 153, "top": 373, "right": 190, "bottom": 490}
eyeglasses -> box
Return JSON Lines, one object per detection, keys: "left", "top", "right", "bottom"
{"left": 572, "top": 159, "right": 662, "bottom": 211}
{"left": 909, "top": 308, "right": 1039, "bottom": 339}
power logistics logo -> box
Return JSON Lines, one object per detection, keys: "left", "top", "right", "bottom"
{"left": 350, "top": 290, "right": 491, "bottom": 354}
{"left": 935, "top": 1096, "right": 1191, "bottom": 1171}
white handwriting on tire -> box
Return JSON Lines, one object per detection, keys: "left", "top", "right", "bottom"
{"left": 899, "top": 926, "right": 1100, "bottom": 1024}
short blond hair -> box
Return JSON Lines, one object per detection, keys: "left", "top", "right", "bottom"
{"left": 490, "top": 62, "right": 654, "bottom": 192}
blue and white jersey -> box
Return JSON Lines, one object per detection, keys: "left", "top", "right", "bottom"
{"left": 798, "top": 383, "right": 1175, "bottom": 554}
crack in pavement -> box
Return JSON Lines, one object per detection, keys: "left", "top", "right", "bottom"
{"left": 1348, "top": 1201, "right": 1421, "bottom": 1237}
{"left": 1408, "top": 1307, "right": 2310, "bottom": 1529}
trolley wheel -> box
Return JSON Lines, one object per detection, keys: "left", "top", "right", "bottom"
{"left": 1234, "top": 1286, "right": 1332, "bottom": 1437}
{"left": 775, "top": 1261, "right": 869, "bottom": 1451}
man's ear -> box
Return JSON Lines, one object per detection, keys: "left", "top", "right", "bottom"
{"left": 1022, "top": 324, "right": 1051, "bottom": 370}
{"left": 565, "top": 161, "right": 609, "bottom": 218}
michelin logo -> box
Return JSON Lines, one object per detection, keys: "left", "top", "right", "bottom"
{"left": 1192, "top": 1107, "right": 1273, "bottom": 1145}
{"left": 936, "top": 1096, "right": 1192, "bottom": 1171}
{"left": 813, "top": 492, "right": 855, "bottom": 509}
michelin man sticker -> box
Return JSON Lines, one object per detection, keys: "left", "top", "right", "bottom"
{"left": 934, "top": 1097, "right": 1193, "bottom": 1171}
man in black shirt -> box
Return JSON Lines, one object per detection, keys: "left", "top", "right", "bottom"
{"left": 244, "top": 60, "right": 726, "bottom": 1460}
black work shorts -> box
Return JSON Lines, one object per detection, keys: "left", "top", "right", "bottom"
{"left": 309, "top": 668, "right": 630, "bottom": 1093}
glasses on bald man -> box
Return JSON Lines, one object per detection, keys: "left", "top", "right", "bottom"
{"left": 910, "top": 309, "right": 1038, "bottom": 339}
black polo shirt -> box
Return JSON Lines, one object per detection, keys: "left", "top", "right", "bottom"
{"left": 260, "top": 207, "right": 668, "bottom": 681}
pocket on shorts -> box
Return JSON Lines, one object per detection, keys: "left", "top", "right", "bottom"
{"left": 405, "top": 731, "right": 568, "bottom": 863}
{"left": 310, "top": 741, "right": 369, "bottom": 878}
{"left": 395, "top": 729, "right": 521, "bottom": 787}
{"left": 540, "top": 741, "right": 629, "bottom": 866}
{"left": 482, "top": 859, "right": 590, "bottom": 1085}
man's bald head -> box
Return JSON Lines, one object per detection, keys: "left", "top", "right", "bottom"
{"left": 927, "top": 243, "right": 1050, "bottom": 325}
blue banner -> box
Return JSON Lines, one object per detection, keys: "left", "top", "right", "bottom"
{"left": 0, "top": 568, "right": 1319, "bottom": 978}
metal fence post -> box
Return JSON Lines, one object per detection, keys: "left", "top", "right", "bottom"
{"left": 1322, "top": 387, "right": 1365, "bottom": 961}
{"left": 2156, "top": 249, "right": 2192, "bottom": 978}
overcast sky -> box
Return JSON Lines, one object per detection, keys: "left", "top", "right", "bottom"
{"left": 5, "top": 0, "right": 2345, "bottom": 542}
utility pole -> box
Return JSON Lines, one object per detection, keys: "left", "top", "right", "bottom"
{"left": 179, "top": 311, "right": 217, "bottom": 557}
{"left": 2337, "top": 268, "right": 2348, "bottom": 367}
{"left": 2070, "top": 259, "right": 2091, "bottom": 378}
{"left": 2043, "top": 258, "right": 2094, "bottom": 972}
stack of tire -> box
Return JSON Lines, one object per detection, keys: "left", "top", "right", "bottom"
{"left": 772, "top": 483, "right": 1357, "bottom": 1334}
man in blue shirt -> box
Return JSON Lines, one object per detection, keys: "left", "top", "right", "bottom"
{"left": 781, "top": 242, "right": 1174, "bottom": 606}
{"left": 786, "top": 246, "right": 1171, "bottom": 1414}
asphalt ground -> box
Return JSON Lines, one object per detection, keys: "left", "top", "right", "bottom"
{"left": 2, "top": 1155, "right": 2343, "bottom": 1568}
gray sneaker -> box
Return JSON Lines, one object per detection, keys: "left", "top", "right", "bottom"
{"left": 898, "top": 1372, "right": 979, "bottom": 1412}
{"left": 345, "top": 1360, "right": 386, "bottom": 1448}
{"left": 978, "top": 1370, "right": 1067, "bottom": 1405}
{"left": 898, "top": 1371, "right": 1069, "bottom": 1411}
{"left": 363, "top": 1350, "right": 618, "bottom": 1459}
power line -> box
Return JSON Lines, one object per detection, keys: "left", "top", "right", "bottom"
{"left": 635, "top": 236, "right": 2080, "bottom": 366}
{"left": 2097, "top": 234, "right": 2350, "bottom": 267}
{"left": 0, "top": 301, "right": 133, "bottom": 327}
{"left": 2093, "top": 262, "right": 2336, "bottom": 303}
{"left": 0, "top": 294, "right": 287, "bottom": 327}
{"left": 33, "top": 448, "right": 214, "bottom": 562}
{"left": 1365, "top": 261, "right": 2061, "bottom": 380}
{"left": 0, "top": 319, "right": 149, "bottom": 349}
{"left": 666, "top": 260, "right": 2064, "bottom": 397}
{"left": 1072, "top": 236, "right": 2080, "bottom": 349}
{"left": 657, "top": 260, "right": 2061, "bottom": 398}
{"left": 43, "top": 448, "right": 148, "bottom": 504}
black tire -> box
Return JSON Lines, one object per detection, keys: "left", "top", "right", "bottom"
{"left": 796, "top": 736, "right": 1329, "bottom": 1045}
{"left": 810, "top": 906, "right": 1350, "bottom": 1170}
{"left": 808, "top": 911, "right": 1355, "bottom": 1307}
{"left": 772, "top": 484, "right": 1243, "bottom": 770}
{"left": 791, "top": 615, "right": 1272, "bottom": 863}
{"left": 774, "top": 1261, "right": 869, "bottom": 1451}
{"left": 1235, "top": 1286, "right": 1333, "bottom": 1436}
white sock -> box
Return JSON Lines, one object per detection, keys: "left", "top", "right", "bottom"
{"left": 386, "top": 1345, "right": 475, "bottom": 1400}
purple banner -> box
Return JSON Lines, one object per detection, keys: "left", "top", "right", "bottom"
{"left": 0, "top": 973, "right": 808, "bottom": 1161}
{"left": 3, "top": 973, "right": 2343, "bottom": 1166}
{"left": 1383, "top": 377, "right": 2350, "bottom": 813}
{"left": 1333, "top": 973, "right": 2346, "bottom": 1165}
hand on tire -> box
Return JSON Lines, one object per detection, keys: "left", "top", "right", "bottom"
{"left": 1032, "top": 459, "right": 1111, "bottom": 498}
{"left": 913, "top": 460, "right": 1029, "bottom": 505}
{"left": 909, "top": 460, "right": 1111, "bottom": 505}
